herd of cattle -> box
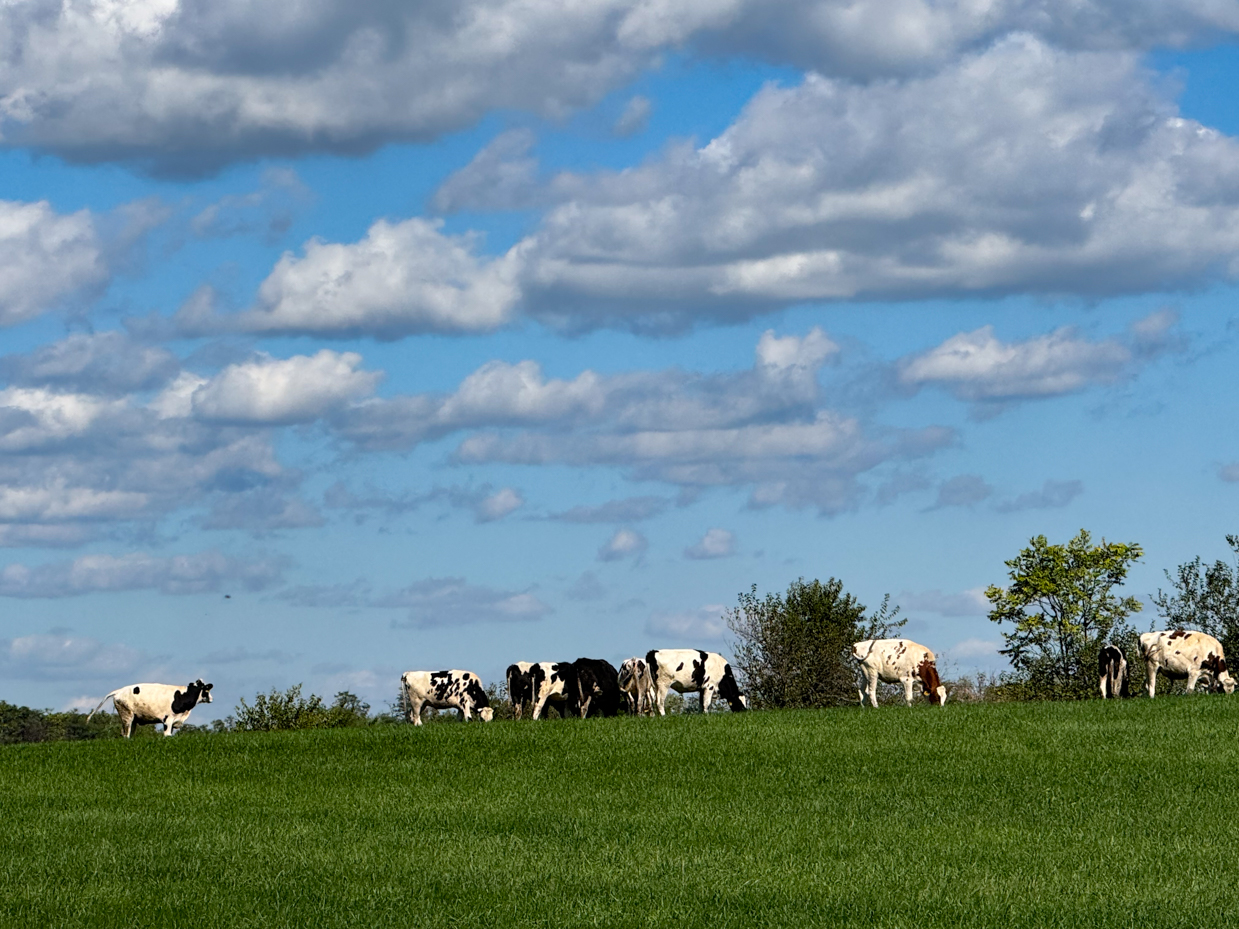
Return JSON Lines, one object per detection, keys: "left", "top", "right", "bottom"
{"left": 85, "top": 629, "right": 1235, "bottom": 736}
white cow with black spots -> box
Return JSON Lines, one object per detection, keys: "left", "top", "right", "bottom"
{"left": 87, "top": 679, "right": 214, "bottom": 737}
{"left": 1139, "top": 629, "right": 1235, "bottom": 697}
{"left": 618, "top": 657, "right": 656, "bottom": 716}
{"left": 645, "top": 649, "right": 748, "bottom": 714}
{"left": 852, "top": 639, "right": 947, "bottom": 707}
{"left": 400, "top": 670, "right": 494, "bottom": 725}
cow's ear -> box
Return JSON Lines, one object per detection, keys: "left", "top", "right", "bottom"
{"left": 204, "top": 682, "right": 214, "bottom": 691}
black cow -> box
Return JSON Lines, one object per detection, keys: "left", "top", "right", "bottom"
{"left": 571, "top": 657, "right": 622, "bottom": 718}
{"left": 506, "top": 662, "right": 535, "bottom": 719}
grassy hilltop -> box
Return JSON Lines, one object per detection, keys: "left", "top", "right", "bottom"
{"left": 3, "top": 698, "right": 1238, "bottom": 929}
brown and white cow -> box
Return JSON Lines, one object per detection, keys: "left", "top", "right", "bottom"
{"left": 87, "top": 679, "right": 214, "bottom": 737}
{"left": 618, "top": 657, "right": 655, "bottom": 716}
{"left": 1139, "top": 629, "right": 1235, "bottom": 698}
{"left": 852, "top": 639, "right": 946, "bottom": 707}
{"left": 400, "top": 670, "right": 494, "bottom": 725}
{"left": 645, "top": 649, "right": 748, "bottom": 714}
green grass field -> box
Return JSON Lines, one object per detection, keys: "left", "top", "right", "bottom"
{"left": 3, "top": 698, "right": 1237, "bottom": 928}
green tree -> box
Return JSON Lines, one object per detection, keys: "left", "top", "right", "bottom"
{"left": 232, "top": 686, "right": 372, "bottom": 731}
{"left": 1151, "top": 535, "right": 1239, "bottom": 658}
{"left": 726, "top": 577, "right": 904, "bottom": 709}
{"left": 986, "top": 529, "right": 1143, "bottom": 698}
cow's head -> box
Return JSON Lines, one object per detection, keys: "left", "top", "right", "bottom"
{"left": 718, "top": 663, "right": 749, "bottom": 712}
{"left": 917, "top": 659, "right": 947, "bottom": 706}
{"left": 196, "top": 680, "right": 214, "bottom": 704}
{"left": 1203, "top": 653, "right": 1235, "bottom": 694}
{"left": 478, "top": 707, "right": 495, "bottom": 722}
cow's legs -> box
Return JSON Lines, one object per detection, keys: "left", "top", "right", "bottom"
{"left": 119, "top": 709, "right": 135, "bottom": 738}
{"left": 700, "top": 684, "right": 716, "bottom": 714}
{"left": 654, "top": 682, "right": 669, "bottom": 716}
{"left": 1145, "top": 664, "right": 1158, "bottom": 698}
{"left": 162, "top": 715, "right": 175, "bottom": 737}
{"left": 861, "top": 669, "right": 879, "bottom": 707}
{"left": 902, "top": 676, "right": 916, "bottom": 707}
{"left": 1186, "top": 669, "right": 1202, "bottom": 694}
{"left": 409, "top": 700, "right": 425, "bottom": 725}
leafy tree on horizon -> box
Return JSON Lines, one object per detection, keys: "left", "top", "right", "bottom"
{"left": 726, "top": 577, "right": 904, "bottom": 709}
{"left": 1152, "top": 534, "right": 1239, "bottom": 658}
{"left": 987, "top": 529, "right": 1143, "bottom": 698}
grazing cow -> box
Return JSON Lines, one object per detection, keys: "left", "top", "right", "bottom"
{"left": 645, "top": 649, "right": 748, "bottom": 715}
{"left": 571, "top": 658, "right": 623, "bottom": 718}
{"left": 852, "top": 639, "right": 947, "bottom": 707}
{"left": 506, "top": 662, "right": 535, "bottom": 719}
{"left": 1139, "top": 629, "right": 1235, "bottom": 698}
{"left": 530, "top": 661, "right": 578, "bottom": 719}
{"left": 1098, "top": 644, "right": 1130, "bottom": 699}
{"left": 618, "top": 657, "right": 656, "bottom": 716}
{"left": 87, "top": 679, "right": 214, "bottom": 737}
{"left": 400, "top": 670, "right": 494, "bottom": 725}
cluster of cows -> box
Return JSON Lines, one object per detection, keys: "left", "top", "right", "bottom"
{"left": 83, "top": 629, "right": 1235, "bottom": 737}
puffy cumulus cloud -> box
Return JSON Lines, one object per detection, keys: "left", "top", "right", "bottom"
{"left": 374, "top": 577, "right": 551, "bottom": 627}
{"left": 190, "top": 350, "right": 381, "bottom": 425}
{"left": 684, "top": 528, "right": 737, "bottom": 559}
{"left": 0, "top": 200, "right": 107, "bottom": 326}
{"left": 898, "top": 322, "right": 1154, "bottom": 405}
{"left": 0, "top": 550, "right": 287, "bottom": 599}
{"left": 598, "top": 528, "right": 648, "bottom": 562}
{"left": 0, "top": 631, "right": 149, "bottom": 681}
{"left": 329, "top": 327, "right": 951, "bottom": 514}
{"left": 0, "top": 332, "right": 178, "bottom": 396}
{"left": 475, "top": 487, "right": 524, "bottom": 522}
{"left": 2, "top": 1, "right": 1237, "bottom": 172}
{"left": 644, "top": 603, "right": 728, "bottom": 641}
{"left": 508, "top": 39, "right": 1239, "bottom": 330}
{"left": 218, "top": 219, "right": 524, "bottom": 338}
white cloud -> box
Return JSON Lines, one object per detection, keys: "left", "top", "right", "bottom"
{"left": 644, "top": 604, "right": 728, "bottom": 641}
{"left": 897, "top": 588, "right": 990, "bottom": 617}
{"left": 0, "top": 332, "right": 178, "bottom": 396}
{"left": 0, "top": 550, "right": 287, "bottom": 598}
{"left": 2, "top": 2, "right": 1237, "bottom": 172}
{"left": 375, "top": 577, "right": 551, "bottom": 627}
{"left": 598, "top": 528, "right": 648, "bottom": 562}
{"left": 475, "top": 487, "right": 524, "bottom": 522}
{"left": 431, "top": 129, "right": 542, "bottom": 214}
{"left": 614, "top": 95, "right": 651, "bottom": 137}
{"left": 0, "top": 200, "right": 107, "bottom": 326}
{"left": 929, "top": 474, "right": 994, "bottom": 509}
{"left": 684, "top": 528, "right": 737, "bottom": 560}
{"left": 945, "top": 637, "right": 1006, "bottom": 663}
{"left": 191, "top": 351, "right": 381, "bottom": 425}
{"left": 0, "top": 631, "right": 149, "bottom": 682}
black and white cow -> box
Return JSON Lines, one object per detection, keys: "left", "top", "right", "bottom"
{"left": 87, "top": 679, "right": 214, "bottom": 737}
{"left": 400, "top": 670, "right": 494, "bottom": 725}
{"left": 618, "top": 657, "right": 655, "bottom": 716}
{"left": 530, "top": 661, "right": 578, "bottom": 719}
{"left": 646, "top": 649, "right": 748, "bottom": 714}
{"left": 1098, "top": 643, "right": 1130, "bottom": 699}
{"left": 852, "top": 639, "right": 947, "bottom": 707}
{"left": 506, "top": 662, "right": 535, "bottom": 719}
{"left": 571, "top": 658, "right": 622, "bottom": 718}
{"left": 1139, "top": 629, "right": 1236, "bottom": 697}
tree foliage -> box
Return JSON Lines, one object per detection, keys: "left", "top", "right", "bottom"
{"left": 232, "top": 685, "right": 372, "bottom": 731}
{"left": 986, "top": 529, "right": 1143, "bottom": 698}
{"left": 0, "top": 702, "right": 121, "bottom": 743}
{"left": 727, "top": 577, "right": 904, "bottom": 709}
{"left": 1152, "top": 535, "right": 1239, "bottom": 658}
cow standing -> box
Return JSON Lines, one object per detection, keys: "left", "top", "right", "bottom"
{"left": 646, "top": 649, "right": 748, "bottom": 714}
{"left": 530, "top": 661, "right": 578, "bottom": 719}
{"left": 87, "top": 679, "right": 214, "bottom": 737}
{"left": 571, "top": 658, "right": 622, "bottom": 718}
{"left": 1098, "top": 644, "right": 1130, "bottom": 699}
{"left": 1139, "top": 630, "right": 1235, "bottom": 697}
{"left": 618, "top": 657, "right": 655, "bottom": 716}
{"left": 852, "top": 639, "right": 947, "bottom": 707}
{"left": 400, "top": 670, "right": 494, "bottom": 725}
{"left": 506, "top": 662, "right": 535, "bottom": 719}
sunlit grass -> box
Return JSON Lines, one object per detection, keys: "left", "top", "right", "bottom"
{"left": 2, "top": 698, "right": 1237, "bottom": 928}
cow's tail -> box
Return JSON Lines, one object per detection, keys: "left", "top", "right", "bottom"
{"left": 851, "top": 639, "right": 879, "bottom": 663}
{"left": 86, "top": 690, "right": 121, "bottom": 722}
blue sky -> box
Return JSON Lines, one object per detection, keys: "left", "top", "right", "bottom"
{"left": 2, "top": 2, "right": 1239, "bottom": 720}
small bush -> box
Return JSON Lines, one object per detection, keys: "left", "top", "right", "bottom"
{"left": 231, "top": 686, "right": 372, "bottom": 732}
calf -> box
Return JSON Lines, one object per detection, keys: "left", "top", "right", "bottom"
{"left": 1098, "top": 644, "right": 1130, "bottom": 699}
{"left": 618, "top": 657, "right": 655, "bottom": 716}
{"left": 400, "top": 670, "right": 494, "bottom": 725}
{"left": 88, "top": 679, "right": 214, "bottom": 737}
{"left": 1139, "top": 629, "right": 1235, "bottom": 698}
{"left": 530, "top": 661, "right": 578, "bottom": 719}
{"left": 571, "top": 658, "right": 622, "bottom": 718}
{"left": 852, "top": 639, "right": 947, "bottom": 707}
{"left": 646, "top": 649, "right": 748, "bottom": 715}
{"left": 506, "top": 662, "right": 535, "bottom": 719}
